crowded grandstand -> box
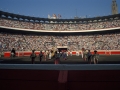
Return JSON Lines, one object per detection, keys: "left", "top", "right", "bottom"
{"left": 0, "top": 10, "right": 120, "bottom": 52}
{"left": 0, "top": 32, "right": 120, "bottom": 52}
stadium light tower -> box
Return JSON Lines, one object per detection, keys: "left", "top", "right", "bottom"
{"left": 112, "top": 0, "right": 118, "bottom": 15}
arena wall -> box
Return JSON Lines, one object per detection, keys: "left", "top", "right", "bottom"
{"left": 0, "top": 64, "right": 120, "bottom": 90}
{"left": 3, "top": 50, "right": 120, "bottom": 57}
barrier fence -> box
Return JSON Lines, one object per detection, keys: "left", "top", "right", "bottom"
{"left": 3, "top": 50, "right": 120, "bottom": 57}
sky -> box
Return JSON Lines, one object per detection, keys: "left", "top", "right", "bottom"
{"left": 0, "top": 0, "right": 120, "bottom": 19}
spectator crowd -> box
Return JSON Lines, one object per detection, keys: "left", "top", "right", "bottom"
{"left": 0, "top": 18, "right": 120, "bottom": 31}
{"left": 0, "top": 32, "right": 120, "bottom": 52}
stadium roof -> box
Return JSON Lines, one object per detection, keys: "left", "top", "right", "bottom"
{"left": 0, "top": 10, "right": 120, "bottom": 22}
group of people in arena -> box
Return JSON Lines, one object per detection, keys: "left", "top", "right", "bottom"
{"left": 81, "top": 48, "right": 99, "bottom": 64}
{"left": 0, "top": 18, "right": 120, "bottom": 31}
{"left": 29, "top": 48, "right": 68, "bottom": 64}
{"left": 10, "top": 47, "right": 99, "bottom": 64}
{"left": 28, "top": 47, "right": 99, "bottom": 64}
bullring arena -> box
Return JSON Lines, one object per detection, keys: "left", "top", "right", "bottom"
{"left": 1, "top": 51, "right": 120, "bottom": 64}
{"left": 0, "top": 10, "right": 120, "bottom": 64}
{"left": 0, "top": 10, "right": 120, "bottom": 90}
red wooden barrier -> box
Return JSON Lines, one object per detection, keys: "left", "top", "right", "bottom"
{"left": 0, "top": 69, "right": 120, "bottom": 90}
{"left": 4, "top": 50, "right": 120, "bottom": 57}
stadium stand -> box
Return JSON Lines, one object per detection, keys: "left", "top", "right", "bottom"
{"left": 0, "top": 32, "right": 120, "bottom": 52}
{"left": 0, "top": 18, "right": 120, "bottom": 31}
{"left": 0, "top": 10, "right": 120, "bottom": 57}
{"left": 0, "top": 10, "right": 120, "bottom": 32}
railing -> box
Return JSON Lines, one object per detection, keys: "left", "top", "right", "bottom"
{"left": 0, "top": 64, "right": 120, "bottom": 70}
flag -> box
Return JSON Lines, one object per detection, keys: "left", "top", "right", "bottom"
{"left": 53, "top": 14, "right": 55, "bottom": 17}
{"left": 58, "top": 14, "right": 61, "bottom": 19}
{"left": 54, "top": 14, "right": 57, "bottom": 18}
{"left": 53, "top": 14, "right": 57, "bottom": 19}
{"left": 48, "top": 14, "right": 51, "bottom": 19}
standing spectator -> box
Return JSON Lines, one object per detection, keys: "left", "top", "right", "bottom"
{"left": 11, "top": 48, "right": 16, "bottom": 57}
{"left": 93, "top": 50, "right": 99, "bottom": 64}
{"left": 76, "top": 50, "right": 79, "bottom": 56}
{"left": 81, "top": 48, "right": 85, "bottom": 59}
{"left": 48, "top": 50, "right": 51, "bottom": 60}
{"left": 70, "top": 50, "right": 72, "bottom": 56}
{"left": 62, "top": 51, "right": 67, "bottom": 60}
{"left": 39, "top": 51, "right": 43, "bottom": 63}
{"left": 54, "top": 51, "right": 61, "bottom": 64}
{"left": 83, "top": 49, "right": 87, "bottom": 61}
{"left": 87, "top": 50, "right": 92, "bottom": 64}
{"left": 66, "top": 50, "right": 69, "bottom": 56}
{"left": 30, "top": 50, "right": 36, "bottom": 64}
{"left": 44, "top": 50, "right": 47, "bottom": 61}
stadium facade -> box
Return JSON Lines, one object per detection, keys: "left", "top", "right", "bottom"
{"left": 0, "top": 10, "right": 120, "bottom": 53}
